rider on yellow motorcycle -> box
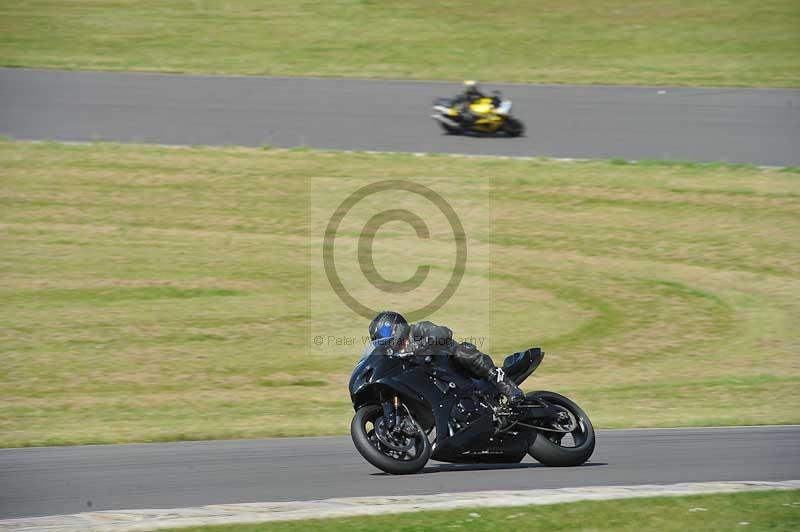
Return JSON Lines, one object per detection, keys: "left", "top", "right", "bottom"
{"left": 431, "top": 81, "right": 523, "bottom": 137}
{"left": 453, "top": 80, "right": 490, "bottom": 129}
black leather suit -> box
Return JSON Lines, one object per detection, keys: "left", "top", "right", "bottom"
{"left": 453, "top": 87, "right": 486, "bottom": 105}
{"left": 452, "top": 89, "right": 486, "bottom": 128}
{"left": 408, "top": 320, "right": 496, "bottom": 379}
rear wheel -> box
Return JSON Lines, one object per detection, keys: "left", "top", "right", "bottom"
{"left": 503, "top": 117, "right": 525, "bottom": 137}
{"left": 526, "top": 391, "right": 595, "bottom": 467}
{"left": 351, "top": 404, "right": 431, "bottom": 475}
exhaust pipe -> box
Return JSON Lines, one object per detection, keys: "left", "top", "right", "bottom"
{"left": 431, "top": 114, "right": 459, "bottom": 128}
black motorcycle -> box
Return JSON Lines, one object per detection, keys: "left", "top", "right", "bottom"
{"left": 349, "top": 342, "right": 595, "bottom": 474}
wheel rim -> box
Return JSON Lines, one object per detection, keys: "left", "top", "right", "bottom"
{"left": 362, "top": 408, "right": 426, "bottom": 462}
{"left": 540, "top": 397, "right": 590, "bottom": 449}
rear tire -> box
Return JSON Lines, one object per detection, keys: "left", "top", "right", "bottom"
{"left": 527, "top": 391, "right": 595, "bottom": 467}
{"left": 351, "top": 404, "right": 431, "bottom": 475}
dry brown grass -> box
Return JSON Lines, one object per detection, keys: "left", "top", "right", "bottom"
{"left": 0, "top": 141, "right": 798, "bottom": 446}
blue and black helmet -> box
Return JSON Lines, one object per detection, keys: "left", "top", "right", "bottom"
{"left": 368, "top": 311, "right": 410, "bottom": 346}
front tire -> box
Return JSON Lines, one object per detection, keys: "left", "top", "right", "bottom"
{"left": 351, "top": 404, "right": 431, "bottom": 475}
{"left": 527, "top": 391, "right": 595, "bottom": 467}
{"left": 503, "top": 117, "right": 525, "bottom": 137}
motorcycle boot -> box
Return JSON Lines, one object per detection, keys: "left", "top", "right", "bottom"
{"left": 488, "top": 367, "right": 524, "bottom": 405}
{"left": 454, "top": 342, "right": 524, "bottom": 404}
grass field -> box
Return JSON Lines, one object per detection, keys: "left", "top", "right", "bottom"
{"left": 1, "top": 1, "right": 798, "bottom": 87}
{"left": 0, "top": 140, "right": 798, "bottom": 447}
{"left": 168, "top": 490, "right": 800, "bottom": 531}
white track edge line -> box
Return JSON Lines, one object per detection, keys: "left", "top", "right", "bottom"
{"left": 1, "top": 480, "right": 798, "bottom": 532}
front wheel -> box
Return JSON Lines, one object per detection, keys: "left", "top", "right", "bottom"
{"left": 526, "top": 391, "right": 595, "bottom": 467}
{"left": 351, "top": 404, "right": 431, "bottom": 475}
{"left": 503, "top": 117, "right": 525, "bottom": 137}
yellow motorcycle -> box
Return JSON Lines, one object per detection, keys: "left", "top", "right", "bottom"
{"left": 431, "top": 92, "right": 525, "bottom": 137}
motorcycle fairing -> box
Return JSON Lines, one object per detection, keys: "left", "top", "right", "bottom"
{"left": 470, "top": 99, "right": 504, "bottom": 132}
{"left": 469, "top": 98, "right": 495, "bottom": 115}
{"left": 494, "top": 99, "right": 512, "bottom": 115}
{"left": 350, "top": 347, "right": 454, "bottom": 439}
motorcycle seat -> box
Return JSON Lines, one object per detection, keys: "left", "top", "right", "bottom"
{"left": 502, "top": 347, "right": 544, "bottom": 385}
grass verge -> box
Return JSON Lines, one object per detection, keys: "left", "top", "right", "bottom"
{"left": 168, "top": 490, "right": 800, "bottom": 531}
{"left": 0, "top": 1, "right": 798, "bottom": 87}
{"left": 0, "top": 140, "right": 799, "bottom": 447}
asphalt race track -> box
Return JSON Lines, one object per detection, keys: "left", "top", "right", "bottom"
{"left": 1, "top": 426, "right": 798, "bottom": 519}
{"left": 1, "top": 68, "right": 799, "bottom": 166}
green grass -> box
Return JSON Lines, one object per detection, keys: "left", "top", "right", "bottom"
{"left": 170, "top": 490, "right": 800, "bottom": 531}
{"left": 1, "top": 140, "right": 799, "bottom": 447}
{"left": 1, "top": 1, "right": 799, "bottom": 87}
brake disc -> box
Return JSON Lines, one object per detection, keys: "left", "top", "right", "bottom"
{"left": 552, "top": 409, "right": 578, "bottom": 432}
{"left": 374, "top": 419, "right": 415, "bottom": 452}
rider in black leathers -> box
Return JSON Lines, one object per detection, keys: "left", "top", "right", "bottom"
{"left": 368, "top": 311, "right": 525, "bottom": 404}
{"left": 452, "top": 80, "right": 487, "bottom": 129}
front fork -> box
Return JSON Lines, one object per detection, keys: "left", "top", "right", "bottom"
{"left": 382, "top": 395, "right": 400, "bottom": 431}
